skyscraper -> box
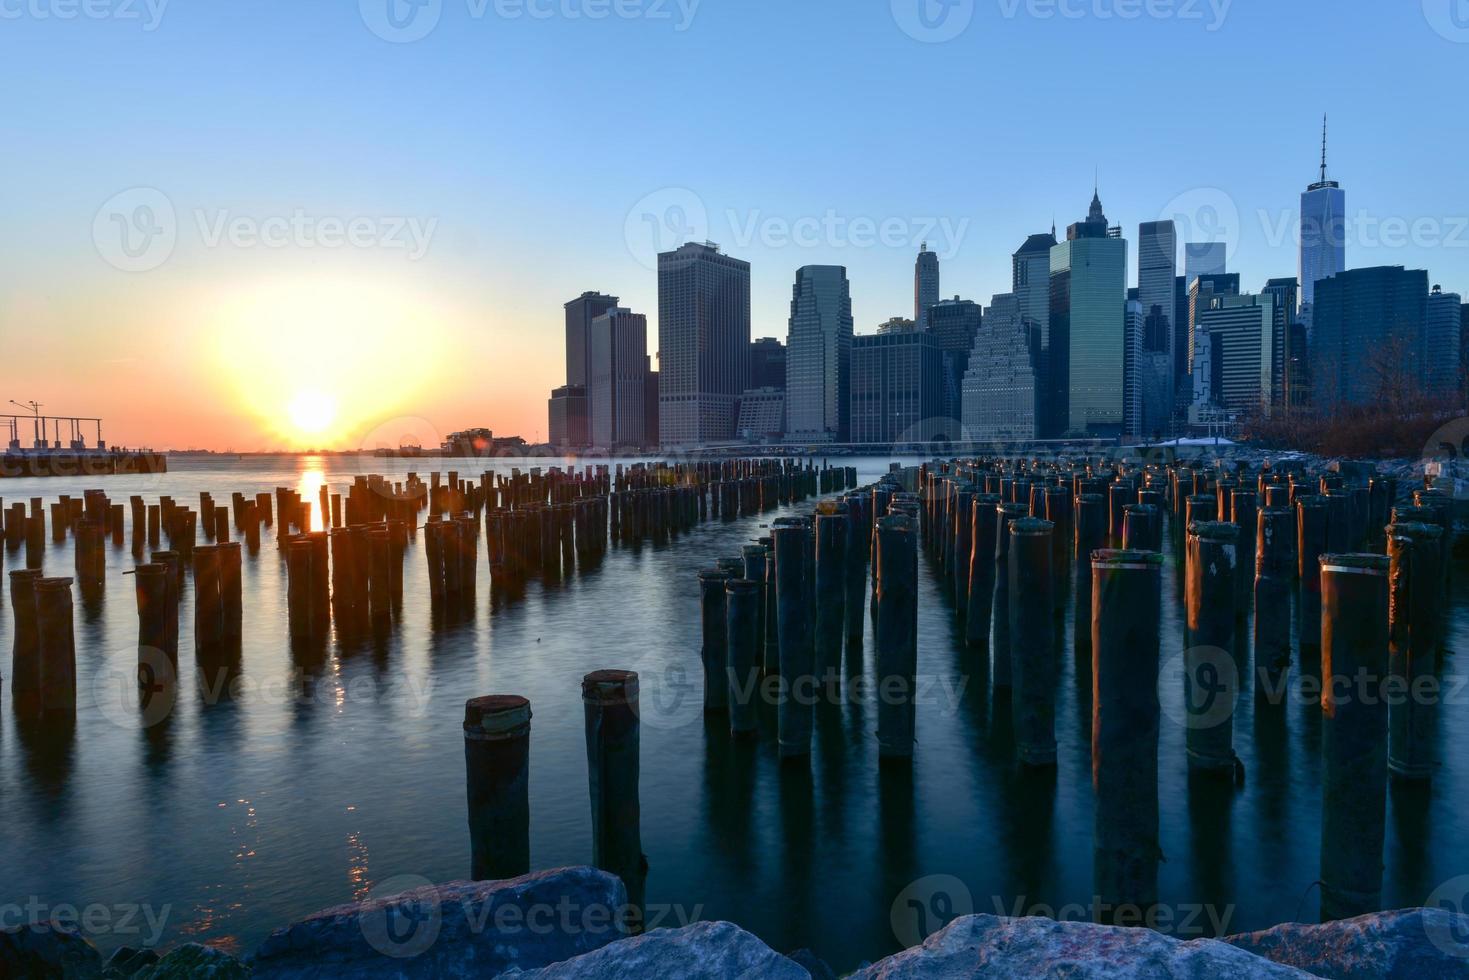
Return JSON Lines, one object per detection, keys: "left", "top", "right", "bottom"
{"left": 962, "top": 293, "right": 1037, "bottom": 443}
{"left": 1137, "top": 220, "right": 1178, "bottom": 407}
{"left": 1427, "top": 285, "right": 1463, "bottom": 398}
{"left": 1312, "top": 266, "right": 1428, "bottom": 407}
{"left": 1183, "top": 242, "right": 1226, "bottom": 286}
{"left": 657, "top": 242, "right": 751, "bottom": 447}
{"left": 1047, "top": 190, "right": 1128, "bottom": 438}
{"left": 928, "top": 296, "right": 983, "bottom": 425}
{"left": 785, "top": 265, "right": 853, "bottom": 442}
{"left": 588, "top": 307, "right": 648, "bottom": 448}
{"left": 749, "top": 337, "right": 787, "bottom": 391}
{"left": 1261, "top": 278, "right": 1300, "bottom": 409}
{"left": 1188, "top": 273, "right": 1241, "bottom": 374}
{"left": 1300, "top": 116, "right": 1346, "bottom": 313}
{"left": 564, "top": 291, "right": 620, "bottom": 388}
{"left": 914, "top": 244, "right": 940, "bottom": 332}
{"left": 1192, "top": 292, "right": 1277, "bottom": 418}
{"left": 850, "top": 322, "right": 943, "bottom": 447}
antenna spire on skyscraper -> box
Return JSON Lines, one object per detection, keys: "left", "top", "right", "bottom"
{"left": 1321, "top": 113, "right": 1328, "bottom": 184}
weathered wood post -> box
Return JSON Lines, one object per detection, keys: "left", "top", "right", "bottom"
{"left": 36, "top": 577, "right": 77, "bottom": 718}
{"left": 1009, "top": 517, "right": 1056, "bottom": 767}
{"left": 698, "top": 569, "right": 731, "bottom": 715}
{"left": 992, "top": 502, "right": 1028, "bottom": 689}
{"left": 773, "top": 522, "right": 814, "bottom": 758}
{"left": 582, "top": 669, "right": 646, "bottom": 931}
{"left": 965, "top": 494, "right": 1001, "bottom": 650}
{"left": 464, "top": 695, "right": 532, "bottom": 881}
{"left": 1254, "top": 509, "right": 1293, "bottom": 704}
{"left": 1092, "top": 549, "right": 1163, "bottom": 917}
{"left": 1319, "top": 553, "right": 1391, "bottom": 922}
{"left": 9, "top": 569, "right": 44, "bottom": 717}
{"left": 814, "top": 509, "right": 847, "bottom": 695}
{"left": 1073, "top": 494, "right": 1107, "bottom": 655}
{"left": 1386, "top": 524, "right": 1443, "bottom": 782}
{"left": 1298, "top": 496, "right": 1328, "bottom": 658}
{"left": 876, "top": 513, "right": 918, "bottom": 761}
{"left": 1185, "top": 521, "right": 1239, "bottom": 778}
{"left": 725, "top": 577, "right": 762, "bottom": 737}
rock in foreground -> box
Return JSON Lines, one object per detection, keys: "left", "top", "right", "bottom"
{"left": 505, "top": 921, "right": 809, "bottom": 978}
{"left": 1224, "top": 908, "right": 1469, "bottom": 979}
{"left": 849, "top": 914, "right": 1313, "bottom": 978}
{"left": 250, "top": 866, "right": 629, "bottom": 978}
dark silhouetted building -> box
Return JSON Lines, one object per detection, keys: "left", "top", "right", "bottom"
{"left": 1312, "top": 266, "right": 1428, "bottom": 407}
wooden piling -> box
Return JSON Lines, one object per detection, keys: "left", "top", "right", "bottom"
{"left": 464, "top": 695, "right": 532, "bottom": 881}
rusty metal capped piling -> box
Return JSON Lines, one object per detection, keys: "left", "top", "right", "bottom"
{"left": 1254, "top": 510, "right": 1293, "bottom": 702}
{"left": 965, "top": 494, "right": 1002, "bottom": 651}
{"left": 1387, "top": 524, "right": 1443, "bottom": 781}
{"left": 582, "top": 669, "right": 646, "bottom": 931}
{"left": 1092, "top": 549, "right": 1164, "bottom": 917}
{"left": 1009, "top": 517, "right": 1056, "bottom": 768}
{"left": 875, "top": 513, "right": 918, "bottom": 761}
{"left": 773, "top": 522, "right": 814, "bottom": 758}
{"left": 725, "top": 578, "right": 762, "bottom": 737}
{"left": 464, "top": 695, "right": 532, "bottom": 881}
{"left": 1319, "top": 554, "right": 1391, "bottom": 922}
{"left": 1184, "top": 521, "right": 1240, "bottom": 778}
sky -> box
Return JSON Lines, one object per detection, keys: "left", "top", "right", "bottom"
{"left": 2, "top": 0, "right": 1466, "bottom": 450}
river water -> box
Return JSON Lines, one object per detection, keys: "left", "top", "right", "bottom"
{"left": 0, "top": 454, "right": 1465, "bottom": 970}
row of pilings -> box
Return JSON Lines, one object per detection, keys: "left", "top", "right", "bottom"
{"left": 914, "top": 454, "right": 1448, "bottom": 925}
{"left": 454, "top": 460, "right": 855, "bottom": 928}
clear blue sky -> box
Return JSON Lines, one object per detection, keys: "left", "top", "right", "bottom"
{"left": 2, "top": 0, "right": 1465, "bottom": 444}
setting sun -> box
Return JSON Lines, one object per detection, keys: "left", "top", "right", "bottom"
{"left": 288, "top": 390, "right": 336, "bottom": 436}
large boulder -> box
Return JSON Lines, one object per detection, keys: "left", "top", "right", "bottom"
{"left": 0, "top": 922, "right": 103, "bottom": 979}
{"left": 132, "top": 943, "right": 248, "bottom": 978}
{"left": 1224, "top": 908, "right": 1469, "bottom": 978}
{"left": 851, "top": 914, "right": 1313, "bottom": 978}
{"left": 250, "top": 866, "right": 628, "bottom": 978}
{"left": 504, "top": 921, "right": 807, "bottom": 979}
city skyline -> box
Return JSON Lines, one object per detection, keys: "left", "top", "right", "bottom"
{"left": 5, "top": 1, "right": 1467, "bottom": 449}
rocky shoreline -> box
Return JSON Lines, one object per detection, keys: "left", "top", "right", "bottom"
{"left": 5, "top": 868, "right": 1468, "bottom": 978}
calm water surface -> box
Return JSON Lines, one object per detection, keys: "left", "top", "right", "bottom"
{"left": 1, "top": 455, "right": 1466, "bottom": 970}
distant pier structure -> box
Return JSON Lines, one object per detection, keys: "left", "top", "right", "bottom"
{"left": 2, "top": 407, "right": 165, "bottom": 478}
